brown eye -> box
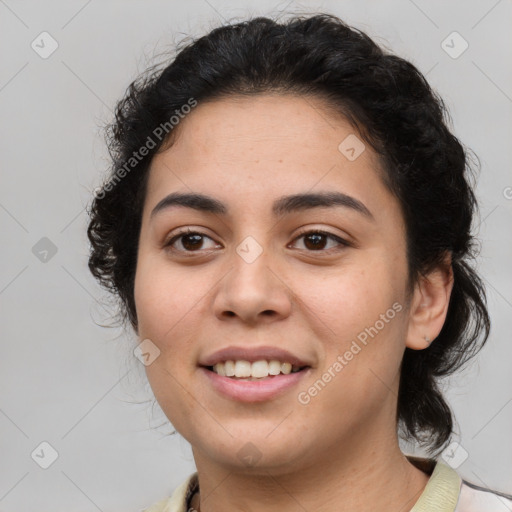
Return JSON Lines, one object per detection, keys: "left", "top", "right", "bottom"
{"left": 165, "top": 229, "right": 219, "bottom": 253}
{"left": 291, "top": 230, "right": 349, "bottom": 252}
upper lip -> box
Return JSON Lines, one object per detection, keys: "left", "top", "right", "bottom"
{"left": 199, "top": 345, "right": 312, "bottom": 368}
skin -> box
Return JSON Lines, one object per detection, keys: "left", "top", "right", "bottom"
{"left": 134, "top": 94, "right": 454, "bottom": 512}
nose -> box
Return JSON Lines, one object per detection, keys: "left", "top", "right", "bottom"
{"left": 213, "top": 249, "right": 293, "bottom": 325}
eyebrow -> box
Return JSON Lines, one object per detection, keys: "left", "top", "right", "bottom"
{"left": 150, "top": 191, "right": 374, "bottom": 221}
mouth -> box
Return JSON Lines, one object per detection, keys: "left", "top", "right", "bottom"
{"left": 199, "top": 361, "right": 311, "bottom": 402}
{"left": 198, "top": 345, "right": 313, "bottom": 401}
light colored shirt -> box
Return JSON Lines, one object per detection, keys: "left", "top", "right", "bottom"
{"left": 142, "top": 455, "right": 512, "bottom": 512}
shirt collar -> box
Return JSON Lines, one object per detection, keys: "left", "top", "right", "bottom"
{"left": 407, "top": 455, "right": 462, "bottom": 512}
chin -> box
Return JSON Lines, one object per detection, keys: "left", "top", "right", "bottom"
{"left": 195, "top": 431, "right": 310, "bottom": 474}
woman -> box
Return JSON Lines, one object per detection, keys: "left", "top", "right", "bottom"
{"left": 87, "top": 13, "right": 512, "bottom": 511}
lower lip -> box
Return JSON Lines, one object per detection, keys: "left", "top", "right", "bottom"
{"left": 200, "top": 367, "right": 310, "bottom": 402}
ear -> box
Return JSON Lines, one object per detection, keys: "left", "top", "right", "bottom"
{"left": 405, "top": 252, "right": 454, "bottom": 350}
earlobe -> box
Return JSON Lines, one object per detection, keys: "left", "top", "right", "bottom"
{"left": 405, "top": 254, "right": 454, "bottom": 351}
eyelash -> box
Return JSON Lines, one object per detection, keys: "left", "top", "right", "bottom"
{"left": 163, "top": 228, "right": 350, "bottom": 255}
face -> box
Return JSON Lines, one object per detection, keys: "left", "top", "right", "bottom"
{"left": 134, "top": 94, "right": 416, "bottom": 475}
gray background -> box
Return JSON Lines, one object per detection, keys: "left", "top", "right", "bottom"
{"left": 1, "top": 0, "right": 511, "bottom": 510}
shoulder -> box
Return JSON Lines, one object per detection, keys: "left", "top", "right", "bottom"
{"left": 142, "top": 497, "right": 172, "bottom": 512}
{"left": 142, "top": 473, "right": 198, "bottom": 512}
{"left": 405, "top": 454, "right": 512, "bottom": 512}
{"left": 455, "top": 479, "right": 512, "bottom": 511}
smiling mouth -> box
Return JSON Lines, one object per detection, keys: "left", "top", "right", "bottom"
{"left": 204, "top": 360, "right": 309, "bottom": 380}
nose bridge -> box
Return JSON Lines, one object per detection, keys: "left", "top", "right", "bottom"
{"left": 213, "top": 234, "right": 292, "bottom": 323}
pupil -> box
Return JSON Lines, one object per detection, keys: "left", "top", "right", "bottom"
{"left": 183, "top": 234, "right": 203, "bottom": 250}
{"left": 305, "top": 233, "right": 326, "bottom": 250}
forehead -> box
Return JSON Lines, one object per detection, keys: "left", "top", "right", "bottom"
{"left": 144, "top": 94, "right": 398, "bottom": 223}
{"left": 159, "top": 94, "right": 360, "bottom": 161}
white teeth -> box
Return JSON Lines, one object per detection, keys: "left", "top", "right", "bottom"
{"left": 211, "top": 359, "right": 302, "bottom": 378}
{"left": 234, "top": 360, "right": 252, "bottom": 378}
{"left": 268, "top": 360, "right": 281, "bottom": 375}
{"left": 224, "top": 360, "right": 235, "bottom": 377}
{"left": 281, "top": 362, "right": 292, "bottom": 375}
{"left": 251, "top": 360, "right": 269, "bottom": 378}
{"left": 213, "top": 362, "right": 226, "bottom": 376}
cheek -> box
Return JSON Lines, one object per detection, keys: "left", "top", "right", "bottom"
{"left": 292, "top": 262, "right": 407, "bottom": 396}
{"left": 134, "top": 256, "right": 201, "bottom": 341}
{"left": 293, "top": 260, "right": 401, "bottom": 343}
{"left": 133, "top": 259, "right": 204, "bottom": 434}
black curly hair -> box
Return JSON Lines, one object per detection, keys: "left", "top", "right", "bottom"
{"left": 87, "top": 13, "right": 490, "bottom": 457}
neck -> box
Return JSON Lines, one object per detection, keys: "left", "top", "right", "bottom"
{"left": 190, "top": 432, "right": 430, "bottom": 512}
